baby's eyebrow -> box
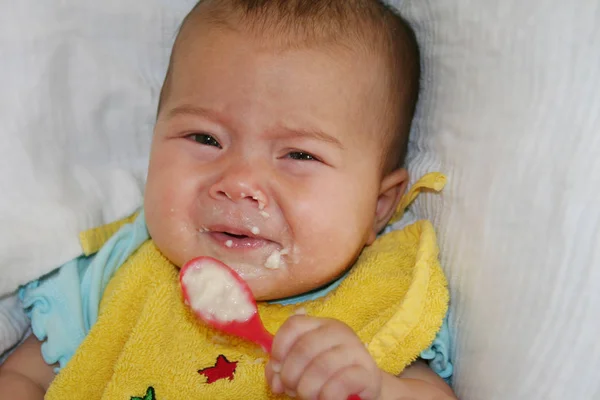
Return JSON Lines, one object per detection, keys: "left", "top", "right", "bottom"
{"left": 166, "top": 105, "right": 219, "bottom": 121}
{"left": 278, "top": 126, "right": 344, "bottom": 150}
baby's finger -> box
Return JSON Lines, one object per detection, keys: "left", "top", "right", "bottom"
{"left": 319, "top": 365, "right": 381, "bottom": 400}
{"left": 265, "top": 360, "right": 285, "bottom": 395}
{"left": 270, "top": 315, "right": 324, "bottom": 366}
{"left": 265, "top": 360, "right": 278, "bottom": 392}
{"left": 295, "top": 344, "right": 363, "bottom": 400}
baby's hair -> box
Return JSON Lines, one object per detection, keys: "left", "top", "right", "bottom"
{"left": 160, "top": 0, "right": 420, "bottom": 171}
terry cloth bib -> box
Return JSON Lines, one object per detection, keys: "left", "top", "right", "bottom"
{"left": 46, "top": 173, "right": 449, "bottom": 400}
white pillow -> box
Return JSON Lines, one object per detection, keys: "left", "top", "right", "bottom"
{"left": 394, "top": 0, "right": 600, "bottom": 398}
{"left": 0, "top": 0, "right": 197, "bottom": 296}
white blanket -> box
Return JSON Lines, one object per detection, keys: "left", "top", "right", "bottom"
{"left": 0, "top": 0, "right": 197, "bottom": 356}
{"left": 399, "top": 0, "right": 600, "bottom": 398}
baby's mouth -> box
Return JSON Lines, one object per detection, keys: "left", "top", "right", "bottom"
{"left": 206, "top": 229, "right": 272, "bottom": 251}
{"left": 222, "top": 232, "right": 248, "bottom": 240}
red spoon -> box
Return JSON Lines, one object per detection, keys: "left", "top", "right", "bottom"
{"left": 180, "top": 256, "right": 274, "bottom": 353}
{"left": 180, "top": 257, "right": 361, "bottom": 400}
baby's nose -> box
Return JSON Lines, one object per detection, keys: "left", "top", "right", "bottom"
{"left": 209, "top": 167, "right": 268, "bottom": 210}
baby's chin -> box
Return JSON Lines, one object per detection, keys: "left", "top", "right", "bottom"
{"left": 229, "top": 263, "right": 303, "bottom": 301}
{"left": 249, "top": 281, "right": 304, "bottom": 302}
{"left": 239, "top": 274, "right": 283, "bottom": 301}
{"left": 247, "top": 271, "right": 342, "bottom": 302}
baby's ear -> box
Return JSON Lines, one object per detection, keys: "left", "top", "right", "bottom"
{"left": 367, "top": 168, "right": 409, "bottom": 245}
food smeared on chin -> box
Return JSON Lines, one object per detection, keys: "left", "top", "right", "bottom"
{"left": 265, "top": 248, "right": 289, "bottom": 270}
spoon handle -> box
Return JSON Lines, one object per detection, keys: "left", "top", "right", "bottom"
{"left": 248, "top": 315, "right": 273, "bottom": 354}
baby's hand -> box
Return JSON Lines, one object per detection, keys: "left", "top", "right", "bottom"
{"left": 265, "top": 315, "right": 381, "bottom": 400}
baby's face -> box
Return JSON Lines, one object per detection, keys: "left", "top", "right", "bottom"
{"left": 145, "top": 23, "right": 405, "bottom": 300}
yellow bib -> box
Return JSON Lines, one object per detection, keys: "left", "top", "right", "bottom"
{"left": 47, "top": 174, "right": 449, "bottom": 400}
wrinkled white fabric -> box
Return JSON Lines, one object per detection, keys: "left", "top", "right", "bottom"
{"left": 392, "top": 0, "right": 600, "bottom": 398}
{"left": 0, "top": 0, "right": 196, "bottom": 356}
{"left": 0, "top": 0, "right": 197, "bottom": 297}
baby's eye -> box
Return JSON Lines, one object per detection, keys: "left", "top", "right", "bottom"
{"left": 189, "top": 133, "right": 222, "bottom": 149}
{"left": 287, "top": 151, "right": 320, "bottom": 162}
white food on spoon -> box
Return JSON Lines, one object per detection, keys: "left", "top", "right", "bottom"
{"left": 183, "top": 263, "right": 254, "bottom": 323}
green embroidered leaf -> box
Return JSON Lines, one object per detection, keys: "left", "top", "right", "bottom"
{"left": 131, "top": 386, "right": 155, "bottom": 400}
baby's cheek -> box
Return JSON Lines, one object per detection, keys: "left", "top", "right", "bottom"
{"left": 147, "top": 210, "right": 192, "bottom": 267}
{"left": 295, "top": 239, "right": 346, "bottom": 285}
{"left": 144, "top": 184, "right": 175, "bottom": 233}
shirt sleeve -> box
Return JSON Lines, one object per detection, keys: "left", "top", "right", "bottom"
{"left": 18, "top": 210, "right": 149, "bottom": 371}
{"left": 19, "top": 257, "right": 92, "bottom": 370}
{"left": 420, "top": 314, "right": 454, "bottom": 381}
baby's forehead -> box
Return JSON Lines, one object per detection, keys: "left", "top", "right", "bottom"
{"left": 167, "top": 21, "right": 396, "bottom": 115}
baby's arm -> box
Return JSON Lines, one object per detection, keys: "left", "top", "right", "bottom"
{"left": 0, "top": 335, "right": 55, "bottom": 400}
{"left": 381, "top": 360, "right": 456, "bottom": 399}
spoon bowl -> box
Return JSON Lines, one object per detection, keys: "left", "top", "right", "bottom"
{"left": 180, "top": 256, "right": 274, "bottom": 352}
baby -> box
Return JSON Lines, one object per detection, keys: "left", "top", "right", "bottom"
{"left": 0, "top": 0, "right": 455, "bottom": 399}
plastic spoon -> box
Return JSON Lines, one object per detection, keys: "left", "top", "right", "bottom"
{"left": 180, "top": 256, "right": 361, "bottom": 400}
